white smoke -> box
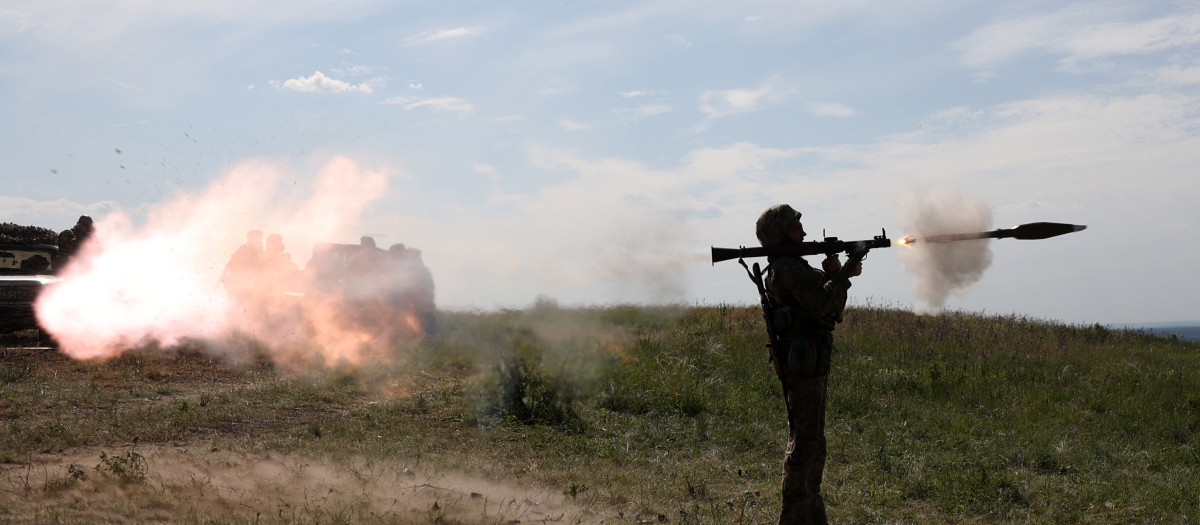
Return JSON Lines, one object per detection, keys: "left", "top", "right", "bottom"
{"left": 35, "top": 156, "right": 395, "bottom": 363}
{"left": 896, "top": 185, "right": 993, "bottom": 314}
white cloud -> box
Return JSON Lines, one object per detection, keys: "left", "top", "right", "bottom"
{"left": 0, "top": 8, "right": 32, "bottom": 36}
{"left": 955, "top": 6, "right": 1200, "bottom": 72}
{"left": 620, "top": 89, "right": 650, "bottom": 98}
{"left": 2, "top": 1, "right": 387, "bottom": 48}
{"left": 405, "top": 26, "right": 483, "bottom": 45}
{"left": 330, "top": 64, "right": 373, "bottom": 76}
{"left": 1152, "top": 60, "right": 1200, "bottom": 85}
{"left": 559, "top": 119, "right": 591, "bottom": 131}
{"left": 806, "top": 102, "right": 857, "bottom": 118}
{"left": 99, "top": 76, "right": 143, "bottom": 91}
{"left": 637, "top": 104, "right": 672, "bottom": 116}
{"left": 669, "top": 35, "right": 693, "bottom": 47}
{"left": 271, "top": 71, "right": 373, "bottom": 94}
{"left": 698, "top": 75, "right": 788, "bottom": 119}
{"left": 417, "top": 91, "right": 1200, "bottom": 321}
{"left": 614, "top": 104, "right": 673, "bottom": 121}
{"left": 0, "top": 196, "right": 118, "bottom": 228}
{"left": 381, "top": 96, "right": 474, "bottom": 113}
{"left": 399, "top": 141, "right": 806, "bottom": 308}
{"left": 1057, "top": 12, "right": 1200, "bottom": 63}
{"left": 473, "top": 163, "right": 504, "bottom": 186}
{"left": 536, "top": 85, "right": 577, "bottom": 96}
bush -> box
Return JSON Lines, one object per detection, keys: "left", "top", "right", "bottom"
{"left": 478, "top": 334, "right": 585, "bottom": 431}
{"left": 96, "top": 450, "right": 148, "bottom": 484}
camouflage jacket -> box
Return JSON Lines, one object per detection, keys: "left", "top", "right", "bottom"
{"left": 765, "top": 255, "right": 850, "bottom": 335}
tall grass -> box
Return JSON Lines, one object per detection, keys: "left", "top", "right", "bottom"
{"left": 1, "top": 304, "right": 1197, "bottom": 523}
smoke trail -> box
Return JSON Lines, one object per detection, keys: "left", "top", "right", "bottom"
{"left": 896, "top": 185, "right": 992, "bottom": 314}
{"left": 34, "top": 156, "right": 402, "bottom": 364}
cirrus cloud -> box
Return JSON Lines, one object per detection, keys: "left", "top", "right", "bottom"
{"left": 614, "top": 104, "right": 673, "bottom": 121}
{"left": 381, "top": 96, "right": 474, "bottom": 113}
{"left": 806, "top": 102, "right": 857, "bottom": 118}
{"left": 698, "top": 75, "right": 788, "bottom": 119}
{"left": 955, "top": 6, "right": 1200, "bottom": 74}
{"left": 405, "top": 26, "right": 483, "bottom": 46}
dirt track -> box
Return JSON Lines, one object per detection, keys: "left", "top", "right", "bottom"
{"left": 2, "top": 445, "right": 600, "bottom": 524}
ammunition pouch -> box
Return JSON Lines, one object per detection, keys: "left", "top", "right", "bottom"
{"left": 775, "top": 305, "right": 836, "bottom": 340}
{"left": 771, "top": 306, "right": 794, "bottom": 335}
{"left": 784, "top": 333, "right": 832, "bottom": 378}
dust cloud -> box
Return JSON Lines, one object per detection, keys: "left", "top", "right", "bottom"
{"left": 2, "top": 446, "right": 604, "bottom": 523}
{"left": 34, "top": 156, "right": 430, "bottom": 366}
{"left": 896, "top": 185, "right": 993, "bottom": 314}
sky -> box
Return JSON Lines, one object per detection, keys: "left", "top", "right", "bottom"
{"left": 2, "top": 0, "right": 1198, "bottom": 326}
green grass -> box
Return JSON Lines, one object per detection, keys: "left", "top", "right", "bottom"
{"left": 1, "top": 304, "right": 1197, "bottom": 523}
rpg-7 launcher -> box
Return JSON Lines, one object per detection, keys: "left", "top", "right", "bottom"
{"left": 711, "top": 229, "right": 891, "bottom": 265}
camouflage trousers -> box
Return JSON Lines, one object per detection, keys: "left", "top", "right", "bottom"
{"left": 778, "top": 334, "right": 831, "bottom": 525}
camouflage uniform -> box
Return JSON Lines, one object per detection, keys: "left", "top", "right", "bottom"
{"left": 757, "top": 205, "right": 852, "bottom": 525}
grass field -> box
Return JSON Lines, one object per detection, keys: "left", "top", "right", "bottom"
{"left": 2, "top": 304, "right": 1198, "bottom": 523}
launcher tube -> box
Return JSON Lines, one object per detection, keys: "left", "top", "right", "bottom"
{"left": 711, "top": 229, "right": 891, "bottom": 265}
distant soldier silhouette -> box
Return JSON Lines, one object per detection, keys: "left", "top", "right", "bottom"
{"left": 55, "top": 215, "right": 94, "bottom": 269}
{"left": 262, "top": 233, "right": 300, "bottom": 292}
{"left": 255, "top": 233, "right": 303, "bottom": 325}
{"left": 345, "top": 236, "right": 385, "bottom": 298}
{"left": 757, "top": 204, "right": 862, "bottom": 525}
{"left": 220, "top": 230, "right": 265, "bottom": 303}
{"left": 263, "top": 234, "right": 297, "bottom": 276}
{"left": 335, "top": 236, "right": 387, "bottom": 335}
{"left": 387, "top": 243, "right": 437, "bottom": 334}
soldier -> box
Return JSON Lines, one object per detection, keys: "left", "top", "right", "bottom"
{"left": 220, "top": 230, "right": 264, "bottom": 301}
{"left": 756, "top": 204, "right": 862, "bottom": 525}
{"left": 387, "top": 243, "right": 437, "bottom": 334}
{"left": 343, "top": 235, "right": 379, "bottom": 285}
{"left": 263, "top": 234, "right": 297, "bottom": 273}
{"left": 55, "top": 215, "right": 94, "bottom": 268}
{"left": 340, "top": 236, "right": 388, "bottom": 332}
{"left": 262, "top": 233, "right": 299, "bottom": 289}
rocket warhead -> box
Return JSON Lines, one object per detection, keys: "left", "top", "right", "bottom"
{"left": 990, "top": 222, "right": 1088, "bottom": 240}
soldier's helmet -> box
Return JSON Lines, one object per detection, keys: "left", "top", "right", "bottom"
{"left": 755, "top": 204, "right": 802, "bottom": 247}
{"left": 73, "top": 215, "right": 94, "bottom": 236}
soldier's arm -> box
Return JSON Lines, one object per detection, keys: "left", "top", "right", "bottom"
{"left": 773, "top": 259, "right": 848, "bottom": 318}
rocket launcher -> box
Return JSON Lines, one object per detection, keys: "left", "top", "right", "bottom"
{"left": 711, "top": 222, "right": 1087, "bottom": 265}
{"left": 711, "top": 229, "right": 891, "bottom": 265}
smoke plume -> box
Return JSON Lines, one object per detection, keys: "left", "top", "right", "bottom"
{"left": 896, "top": 185, "right": 993, "bottom": 314}
{"left": 33, "top": 156, "right": 431, "bottom": 366}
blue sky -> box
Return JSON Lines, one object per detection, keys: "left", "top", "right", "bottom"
{"left": 2, "top": 0, "right": 1198, "bottom": 325}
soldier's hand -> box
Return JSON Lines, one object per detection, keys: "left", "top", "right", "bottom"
{"left": 822, "top": 254, "right": 842, "bottom": 274}
{"left": 849, "top": 261, "right": 863, "bottom": 277}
